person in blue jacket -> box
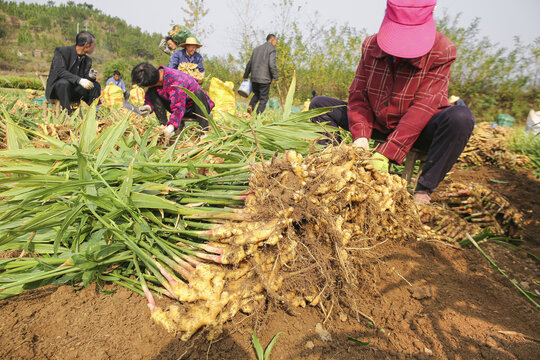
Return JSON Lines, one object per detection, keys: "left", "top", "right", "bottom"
{"left": 168, "top": 37, "right": 205, "bottom": 83}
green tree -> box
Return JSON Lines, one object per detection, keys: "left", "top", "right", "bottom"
{"left": 181, "top": 0, "right": 211, "bottom": 41}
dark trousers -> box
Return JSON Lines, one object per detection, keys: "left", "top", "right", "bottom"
{"left": 147, "top": 88, "right": 210, "bottom": 131}
{"left": 249, "top": 82, "right": 271, "bottom": 114}
{"left": 50, "top": 79, "right": 101, "bottom": 114}
{"left": 309, "top": 95, "right": 475, "bottom": 192}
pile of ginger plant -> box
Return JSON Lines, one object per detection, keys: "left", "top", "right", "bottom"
{"left": 147, "top": 144, "right": 430, "bottom": 340}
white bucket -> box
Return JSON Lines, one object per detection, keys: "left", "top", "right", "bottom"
{"left": 238, "top": 79, "right": 252, "bottom": 97}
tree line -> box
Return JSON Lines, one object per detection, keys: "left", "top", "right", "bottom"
{"left": 0, "top": 0, "right": 538, "bottom": 123}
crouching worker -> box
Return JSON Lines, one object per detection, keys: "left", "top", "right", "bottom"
{"left": 45, "top": 31, "right": 101, "bottom": 114}
{"left": 131, "top": 62, "right": 214, "bottom": 138}
{"left": 309, "top": 0, "right": 474, "bottom": 204}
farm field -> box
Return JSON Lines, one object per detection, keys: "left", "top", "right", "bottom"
{"left": 0, "top": 87, "right": 539, "bottom": 360}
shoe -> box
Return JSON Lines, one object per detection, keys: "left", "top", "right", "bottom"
{"left": 247, "top": 106, "right": 252, "bottom": 115}
{"left": 413, "top": 190, "right": 431, "bottom": 205}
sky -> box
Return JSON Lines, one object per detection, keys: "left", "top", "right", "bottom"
{"left": 11, "top": 0, "right": 540, "bottom": 57}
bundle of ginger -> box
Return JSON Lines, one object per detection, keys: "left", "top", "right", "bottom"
{"left": 147, "top": 144, "right": 428, "bottom": 340}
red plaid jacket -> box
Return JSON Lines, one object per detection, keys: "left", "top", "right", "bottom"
{"left": 348, "top": 32, "right": 456, "bottom": 164}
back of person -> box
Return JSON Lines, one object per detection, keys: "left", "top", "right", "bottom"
{"left": 249, "top": 42, "right": 276, "bottom": 84}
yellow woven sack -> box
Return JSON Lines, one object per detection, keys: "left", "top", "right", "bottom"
{"left": 208, "top": 77, "right": 235, "bottom": 119}
{"left": 102, "top": 84, "right": 124, "bottom": 107}
{"left": 129, "top": 85, "right": 146, "bottom": 106}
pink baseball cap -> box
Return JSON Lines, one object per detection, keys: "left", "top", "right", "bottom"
{"left": 377, "top": 0, "right": 437, "bottom": 58}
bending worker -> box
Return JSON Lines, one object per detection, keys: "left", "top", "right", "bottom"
{"left": 131, "top": 62, "right": 214, "bottom": 138}
{"left": 309, "top": 0, "right": 474, "bottom": 204}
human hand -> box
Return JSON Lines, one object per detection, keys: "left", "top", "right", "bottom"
{"left": 371, "top": 152, "right": 389, "bottom": 173}
{"left": 138, "top": 105, "right": 152, "bottom": 117}
{"left": 163, "top": 124, "right": 175, "bottom": 138}
{"left": 88, "top": 68, "right": 98, "bottom": 80}
{"left": 353, "top": 137, "right": 369, "bottom": 150}
{"left": 79, "top": 78, "right": 94, "bottom": 90}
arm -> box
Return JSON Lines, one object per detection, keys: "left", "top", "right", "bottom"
{"left": 119, "top": 80, "right": 127, "bottom": 92}
{"left": 347, "top": 41, "right": 375, "bottom": 141}
{"left": 243, "top": 56, "right": 252, "bottom": 79}
{"left": 269, "top": 48, "right": 278, "bottom": 81}
{"left": 50, "top": 48, "right": 80, "bottom": 84}
{"left": 168, "top": 52, "right": 180, "bottom": 69}
{"left": 143, "top": 90, "right": 154, "bottom": 111}
{"left": 196, "top": 53, "right": 205, "bottom": 73}
{"left": 377, "top": 50, "right": 456, "bottom": 163}
{"left": 167, "top": 87, "right": 187, "bottom": 129}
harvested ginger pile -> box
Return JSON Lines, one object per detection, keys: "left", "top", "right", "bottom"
{"left": 458, "top": 122, "right": 530, "bottom": 169}
{"left": 149, "top": 144, "right": 428, "bottom": 340}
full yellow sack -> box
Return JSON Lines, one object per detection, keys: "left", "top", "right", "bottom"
{"left": 208, "top": 77, "right": 235, "bottom": 119}
{"left": 129, "top": 85, "right": 146, "bottom": 106}
{"left": 102, "top": 84, "right": 124, "bottom": 108}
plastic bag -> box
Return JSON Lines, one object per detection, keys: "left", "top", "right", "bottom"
{"left": 208, "top": 77, "right": 236, "bottom": 119}
{"left": 268, "top": 97, "right": 280, "bottom": 109}
{"left": 101, "top": 84, "right": 124, "bottom": 108}
{"left": 129, "top": 85, "right": 146, "bottom": 107}
{"left": 526, "top": 109, "right": 540, "bottom": 135}
{"left": 496, "top": 113, "right": 515, "bottom": 127}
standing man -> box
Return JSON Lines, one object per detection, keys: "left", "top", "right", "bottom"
{"left": 131, "top": 62, "right": 214, "bottom": 138}
{"left": 243, "top": 34, "right": 279, "bottom": 114}
{"left": 309, "top": 0, "right": 474, "bottom": 204}
{"left": 45, "top": 31, "right": 100, "bottom": 114}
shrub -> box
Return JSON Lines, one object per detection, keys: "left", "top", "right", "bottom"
{"left": 0, "top": 76, "right": 43, "bottom": 90}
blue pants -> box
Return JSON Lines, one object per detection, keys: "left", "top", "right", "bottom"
{"left": 309, "top": 95, "right": 475, "bottom": 192}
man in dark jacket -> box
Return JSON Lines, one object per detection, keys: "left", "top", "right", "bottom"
{"left": 243, "top": 34, "right": 278, "bottom": 114}
{"left": 46, "top": 31, "right": 101, "bottom": 114}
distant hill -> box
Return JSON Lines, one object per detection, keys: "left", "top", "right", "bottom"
{"left": 0, "top": 1, "right": 170, "bottom": 82}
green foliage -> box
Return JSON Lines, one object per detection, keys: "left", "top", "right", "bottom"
{"left": 252, "top": 331, "right": 282, "bottom": 360}
{"left": 0, "top": 76, "right": 43, "bottom": 90}
{"left": 437, "top": 12, "right": 540, "bottom": 123}
{"left": 0, "top": 1, "right": 168, "bottom": 75}
{"left": 510, "top": 129, "right": 540, "bottom": 177}
{"left": 17, "top": 24, "right": 31, "bottom": 45}
{"left": 181, "top": 0, "right": 210, "bottom": 41}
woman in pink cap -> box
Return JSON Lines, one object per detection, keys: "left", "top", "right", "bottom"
{"left": 310, "top": 0, "right": 474, "bottom": 204}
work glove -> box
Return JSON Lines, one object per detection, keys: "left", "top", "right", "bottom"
{"left": 371, "top": 152, "right": 389, "bottom": 173}
{"left": 353, "top": 137, "right": 369, "bottom": 150}
{"left": 138, "top": 105, "right": 152, "bottom": 117}
{"left": 88, "top": 68, "right": 98, "bottom": 80}
{"left": 162, "top": 124, "right": 175, "bottom": 139}
{"left": 79, "top": 78, "right": 94, "bottom": 90}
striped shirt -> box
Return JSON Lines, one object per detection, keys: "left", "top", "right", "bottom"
{"left": 144, "top": 66, "right": 214, "bottom": 129}
{"left": 348, "top": 32, "right": 456, "bottom": 164}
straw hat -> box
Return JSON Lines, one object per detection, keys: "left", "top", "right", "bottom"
{"left": 180, "top": 37, "right": 202, "bottom": 48}
{"left": 377, "top": 0, "right": 437, "bottom": 58}
{"left": 448, "top": 95, "right": 460, "bottom": 104}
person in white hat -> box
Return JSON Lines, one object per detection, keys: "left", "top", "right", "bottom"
{"left": 168, "top": 37, "right": 205, "bottom": 77}
{"left": 309, "top": 0, "right": 475, "bottom": 204}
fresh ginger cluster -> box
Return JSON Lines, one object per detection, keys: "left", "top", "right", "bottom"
{"left": 149, "top": 144, "right": 428, "bottom": 340}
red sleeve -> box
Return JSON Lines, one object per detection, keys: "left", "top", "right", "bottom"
{"left": 347, "top": 37, "right": 375, "bottom": 141}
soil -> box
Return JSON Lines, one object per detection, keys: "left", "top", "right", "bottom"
{"left": 1, "top": 165, "right": 539, "bottom": 360}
